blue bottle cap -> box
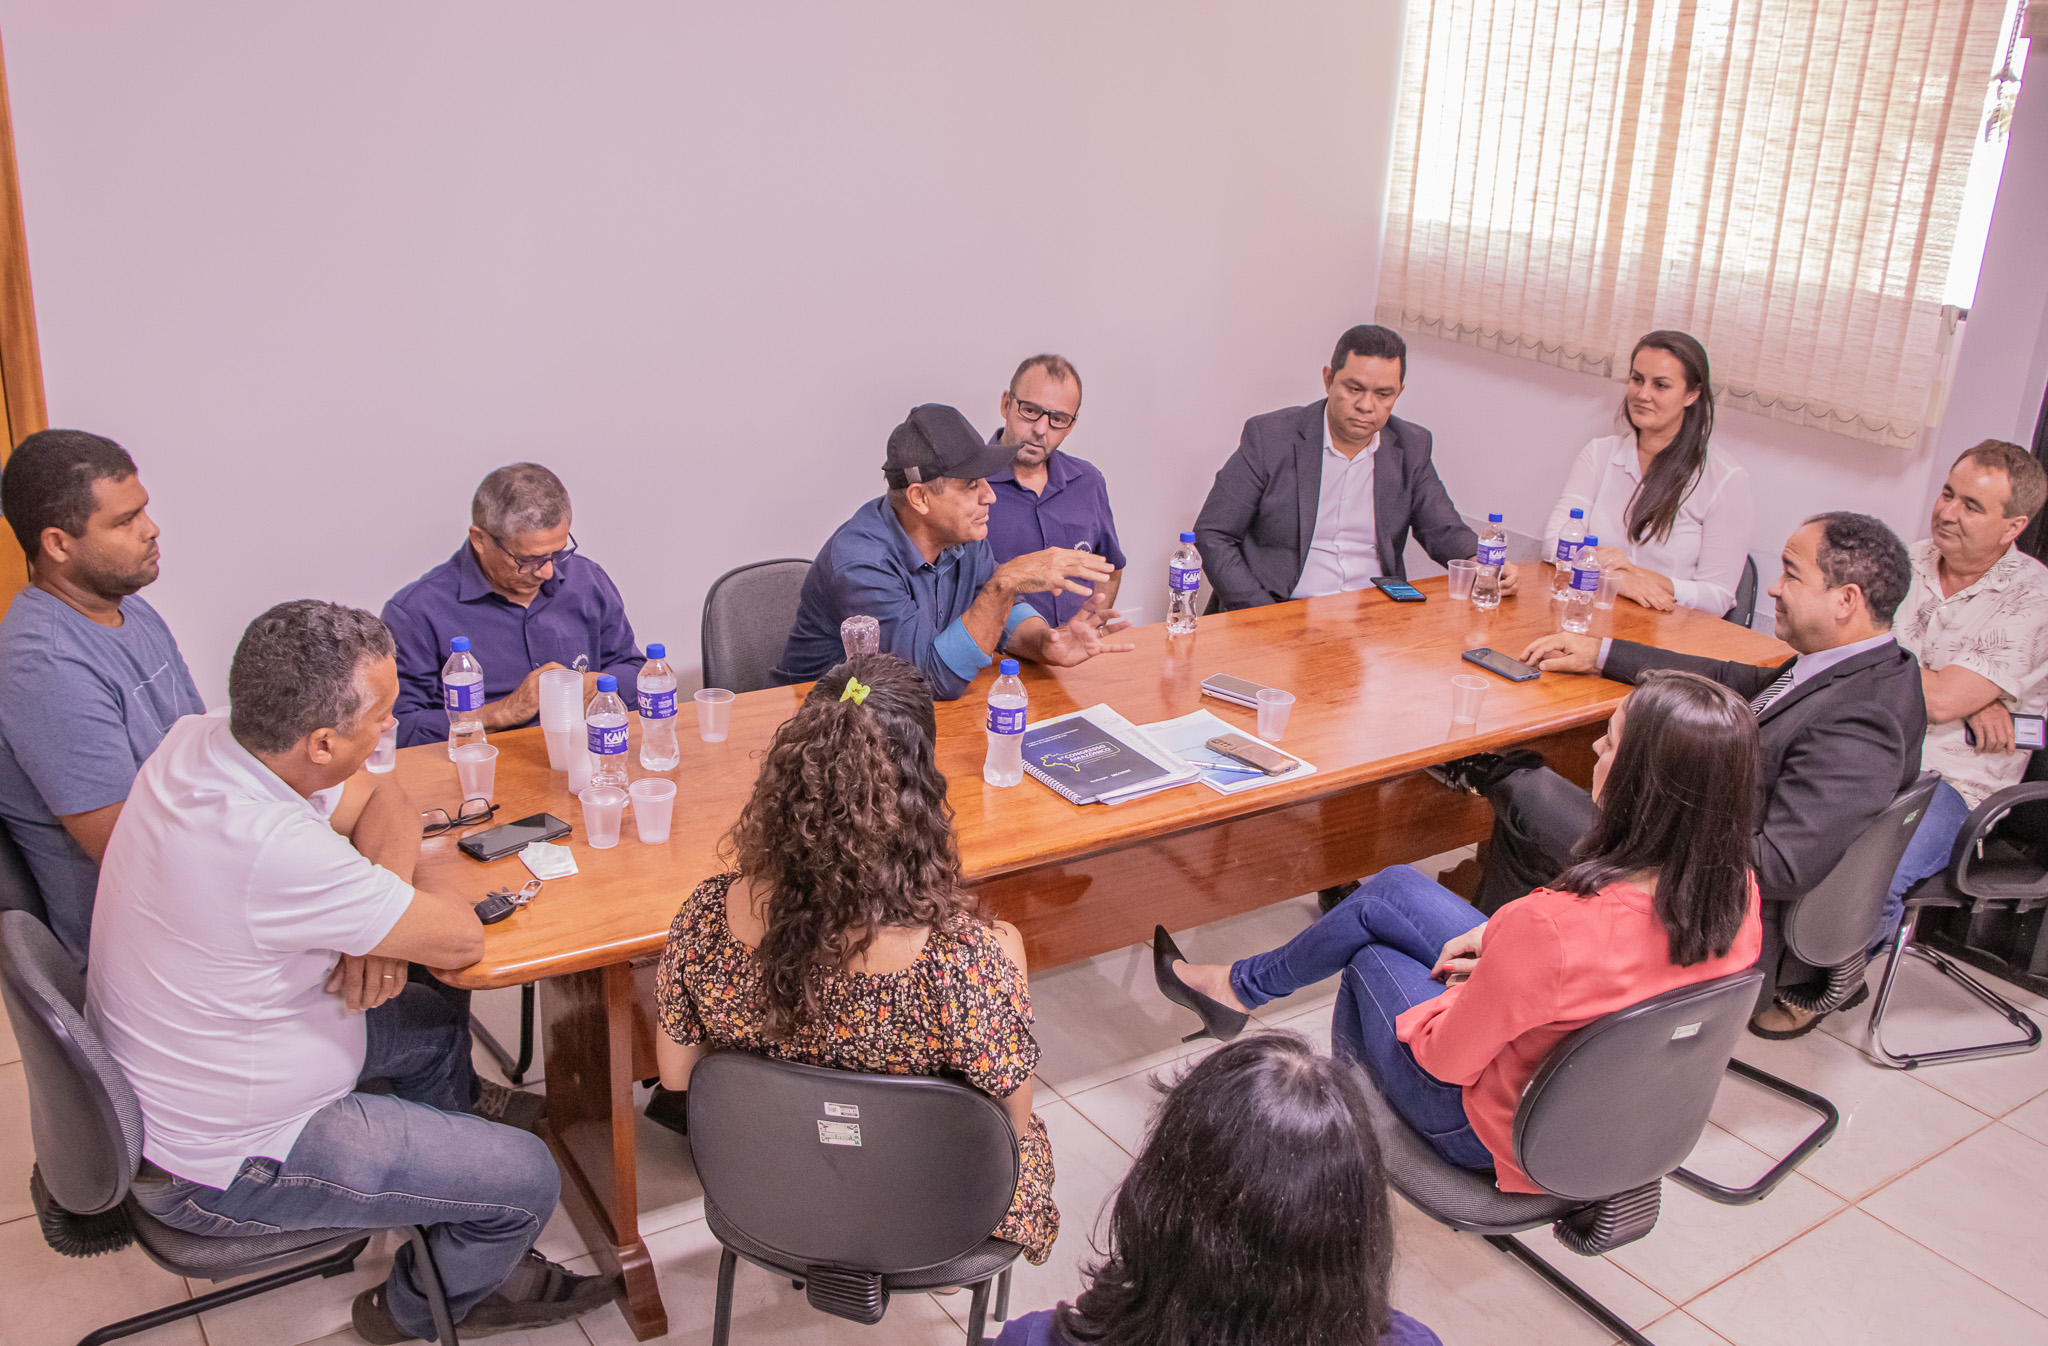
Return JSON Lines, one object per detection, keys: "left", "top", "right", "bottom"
{"left": 1582, "top": 536, "right": 1599, "bottom": 548}
{"left": 1180, "top": 531, "right": 1197, "bottom": 543}
{"left": 449, "top": 636, "right": 470, "bottom": 652}
{"left": 999, "top": 659, "right": 1019, "bottom": 676}
{"left": 1488, "top": 513, "right": 1503, "bottom": 523}
{"left": 596, "top": 674, "right": 617, "bottom": 692}
{"left": 1569, "top": 508, "right": 1584, "bottom": 519}
{"left": 646, "top": 643, "right": 665, "bottom": 659}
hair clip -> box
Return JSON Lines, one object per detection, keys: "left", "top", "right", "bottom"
{"left": 840, "top": 676, "right": 871, "bottom": 706}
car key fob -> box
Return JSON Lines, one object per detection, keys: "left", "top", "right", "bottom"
{"left": 474, "top": 891, "right": 519, "bottom": 924}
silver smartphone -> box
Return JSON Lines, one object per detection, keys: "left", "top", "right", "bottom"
{"left": 1200, "top": 673, "right": 1271, "bottom": 707}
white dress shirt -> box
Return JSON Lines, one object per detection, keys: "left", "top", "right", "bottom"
{"left": 1291, "top": 414, "right": 1381, "bottom": 599}
{"left": 85, "top": 715, "right": 414, "bottom": 1187}
{"left": 1541, "top": 435, "right": 1753, "bottom": 614}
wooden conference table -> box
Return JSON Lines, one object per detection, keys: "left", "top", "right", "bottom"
{"left": 396, "top": 578, "right": 1787, "bottom": 1339}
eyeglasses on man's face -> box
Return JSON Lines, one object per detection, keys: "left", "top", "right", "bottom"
{"left": 1011, "top": 399, "right": 1076, "bottom": 431}
{"left": 488, "top": 531, "right": 578, "bottom": 576}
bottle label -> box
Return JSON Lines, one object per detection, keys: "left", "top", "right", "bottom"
{"left": 1169, "top": 562, "right": 1201, "bottom": 593}
{"left": 988, "top": 705, "right": 1025, "bottom": 735}
{"left": 445, "top": 680, "right": 484, "bottom": 713}
{"left": 589, "top": 721, "right": 629, "bottom": 755}
{"left": 1478, "top": 542, "right": 1505, "bottom": 567}
{"left": 642, "top": 689, "right": 676, "bottom": 720}
{"left": 1572, "top": 565, "right": 1601, "bottom": 593}
{"left": 1555, "top": 538, "right": 1578, "bottom": 566}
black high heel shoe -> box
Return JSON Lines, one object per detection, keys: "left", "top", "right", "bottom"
{"left": 1153, "top": 925, "right": 1250, "bottom": 1043}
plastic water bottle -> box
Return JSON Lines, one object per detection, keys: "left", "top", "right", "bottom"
{"left": 1168, "top": 532, "right": 1202, "bottom": 634}
{"left": 442, "top": 637, "right": 486, "bottom": 755}
{"left": 586, "top": 674, "right": 630, "bottom": 789}
{"left": 983, "top": 659, "right": 1027, "bottom": 787}
{"left": 1473, "top": 512, "right": 1506, "bottom": 611}
{"left": 1562, "top": 536, "right": 1601, "bottom": 634}
{"left": 637, "top": 644, "right": 680, "bottom": 771}
{"left": 1551, "top": 508, "right": 1586, "bottom": 598}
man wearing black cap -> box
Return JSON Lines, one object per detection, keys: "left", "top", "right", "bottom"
{"left": 771, "top": 404, "right": 1134, "bottom": 698}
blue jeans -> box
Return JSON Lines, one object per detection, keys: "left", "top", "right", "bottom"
{"left": 1231, "top": 865, "right": 1495, "bottom": 1171}
{"left": 1877, "top": 778, "right": 1971, "bottom": 952}
{"left": 131, "top": 982, "right": 558, "bottom": 1340}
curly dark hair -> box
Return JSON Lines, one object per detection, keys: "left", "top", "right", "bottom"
{"left": 725, "top": 652, "right": 976, "bottom": 1038}
{"left": 1057, "top": 1033, "right": 1397, "bottom": 1346}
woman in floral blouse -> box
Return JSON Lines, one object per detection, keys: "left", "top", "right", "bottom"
{"left": 652, "top": 653, "right": 1057, "bottom": 1263}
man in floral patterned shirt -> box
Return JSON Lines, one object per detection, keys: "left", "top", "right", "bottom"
{"left": 1881, "top": 440, "right": 2048, "bottom": 945}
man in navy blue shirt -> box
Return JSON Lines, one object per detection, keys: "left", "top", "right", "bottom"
{"left": 984, "top": 354, "right": 1127, "bottom": 627}
{"left": 772, "top": 404, "right": 1134, "bottom": 699}
{"left": 382, "top": 464, "right": 645, "bottom": 748}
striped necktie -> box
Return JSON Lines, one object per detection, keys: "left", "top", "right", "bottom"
{"left": 1748, "top": 665, "right": 1797, "bottom": 717}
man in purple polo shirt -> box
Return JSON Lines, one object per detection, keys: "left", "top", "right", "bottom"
{"left": 985, "top": 354, "right": 1127, "bottom": 627}
{"left": 382, "top": 463, "right": 645, "bottom": 748}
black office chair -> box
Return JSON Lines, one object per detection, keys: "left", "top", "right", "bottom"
{"left": 687, "top": 1053, "right": 1022, "bottom": 1345}
{"left": 1875, "top": 751, "right": 2048, "bottom": 1068}
{"left": 1722, "top": 554, "right": 1759, "bottom": 628}
{"left": 0, "top": 911, "right": 461, "bottom": 1346}
{"left": 1671, "top": 772, "right": 1940, "bottom": 1205}
{"left": 701, "top": 558, "right": 813, "bottom": 694}
{"left": 1366, "top": 968, "right": 1764, "bottom": 1346}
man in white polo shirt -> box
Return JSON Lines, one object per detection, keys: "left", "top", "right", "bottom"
{"left": 86, "top": 600, "right": 617, "bottom": 1343}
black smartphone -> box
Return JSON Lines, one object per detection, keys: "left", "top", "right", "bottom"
{"left": 1462, "top": 647, "right": 1541, "bottom": 683}
{"left": 1371, "top": 577, "right": 1427, "bottom": 603}
{"left": 1965, "top": 712, "right": 2046, "bottom": 750}
{"left": 457, "top": 812, "right": 572, "bottom": 862}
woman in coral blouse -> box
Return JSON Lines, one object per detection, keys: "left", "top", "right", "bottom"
{"left": 1156, "top": 670, "right": 1763, "bottom": 1192}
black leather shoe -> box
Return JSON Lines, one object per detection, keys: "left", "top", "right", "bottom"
{"left": 644, "top": 1084, "right": 689, "bottom": 1137}
{"left": 1317, "top": 881, "right": 1360, "bottom": 913}
{"left": 1435, "top": 748, "right": 1547, "bottom": 796}
{"left": 1153, "top": 926, "right": 1250, "bottom": 1044}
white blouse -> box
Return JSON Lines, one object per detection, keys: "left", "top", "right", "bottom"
{"left": 1540, "top": 435, "right": 1754, "bottom": 615}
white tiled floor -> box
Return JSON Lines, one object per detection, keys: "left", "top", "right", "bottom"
{"left": 7, "top": 847, "right": 2048, "bottom": 1345}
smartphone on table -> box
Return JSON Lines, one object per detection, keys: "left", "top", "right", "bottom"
{"left": 1371, "top": 577, "right": 1427, "bottom": 603}
{"left": 1204, "top": 733, "right": 1299, "bottom": 777}
{"left": 457, "top": 812, "right": 572, "bottom": 862}
{"left": 1200, "top": 673, "right": 1272, "bottom": 708}
{"left": 1462, "top": 648, "right": 1541, "bottom": 683}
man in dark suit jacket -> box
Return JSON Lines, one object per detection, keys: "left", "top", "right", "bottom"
{"left": 1194, "top": 325, "right": 1520, "bottom": 610}
{"left": 1468, "top": 512, "right": 1924, "bottom": 1037}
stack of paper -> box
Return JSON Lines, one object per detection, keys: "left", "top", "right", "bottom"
{"left": 1019, "top": 704, "right": 1202, "bottom": 805}
{"left": 1139, "top": 709, "right": 1318, "bottom": 795}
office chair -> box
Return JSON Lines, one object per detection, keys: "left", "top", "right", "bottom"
{"left": 1875, "top": 750, "right": 2048, "bottom": 1068}
{"left": 1366, "top": 968, "right": 1764, "bottom": 1346}
{"left": 1723, "top": 554, "right": 1759, "bottom": 628}
{"left": 1672, "top": 773, "right": 1939, "bottom": 1205}
{"left": 687, "top": 1053, "right": 1022, "bottom": 1345}
{"left": 0, "top": 910, "right": 461, "bottom": 1346}
{"left": 700, "top": 558, "right": 813, "bottom": 694}
{"left": 0, "top": 816, "right": 47, "bottom": 924}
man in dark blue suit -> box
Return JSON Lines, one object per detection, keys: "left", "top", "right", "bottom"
{"left": 1194, "top": 325, "right": 1518, "bottom": 610}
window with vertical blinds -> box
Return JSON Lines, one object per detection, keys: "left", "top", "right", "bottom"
{"left": 1375, "top": 0, "right": 2005, "bottom": 448}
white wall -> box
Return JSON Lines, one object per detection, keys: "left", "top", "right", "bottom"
{"left": 1, "top": 1, "right": 1406, "bottom": 701}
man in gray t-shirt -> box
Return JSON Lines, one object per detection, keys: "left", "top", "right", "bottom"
{"left": 0, "top": 431, "right": 202, "bottom": 965}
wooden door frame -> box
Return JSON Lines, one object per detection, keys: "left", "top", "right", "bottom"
{"left": 0, "top": 22, "right": 48, "bottom": 611}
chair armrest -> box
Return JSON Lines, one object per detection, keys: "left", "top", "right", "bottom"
{"left": 1952, "top": 782, "right": 2048, "bottom": 901}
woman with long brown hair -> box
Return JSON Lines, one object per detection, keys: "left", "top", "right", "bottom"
{"left": 1540, "top": 330, "right": 1754, "bottom": 616}
{"left": 650, "top": 652, "right": 1057, "bottom": 1262}
{"left": 1156, "top": 671, "right": 1763, "bottom": 1193}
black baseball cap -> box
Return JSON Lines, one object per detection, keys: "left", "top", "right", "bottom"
{"left": 882, "top": 404, "right": 1014, "bottom": 490}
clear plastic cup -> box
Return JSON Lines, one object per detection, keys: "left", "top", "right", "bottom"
{"left": 1451, "top": 674, "right": 1489, "bottom": 725}
{"left": 840, "top": 614, "right": 880, "bottom": 657}
{"left": 578, "top": 785, "right": 628, "bottom": 849}
{"left": 452, "top": 743, "right": 498, "bottom": 802}
{"left": 1255, "top": 688, "right": 1296, "bottom": 742}
{"left": 538, "top": 669, "right": 586, "bottom": 770}
{"left": 696, "top": 688, "right": 736, "bottom": 742}
{"left": 1595, "top": 569, "right": 1621, "bottom": 610}
{"left": 1447, "top": 559, "right": 1479, "bottom": 601}
{"left": 367, "top": 724, "right": 398, "bottom": 774}
{"left": 629, "top": 778, "right": 677, "bottom": 844}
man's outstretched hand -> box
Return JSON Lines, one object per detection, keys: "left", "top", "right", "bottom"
{"left": 1037, "top": 593, "right": 1136, "bottom": 667}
